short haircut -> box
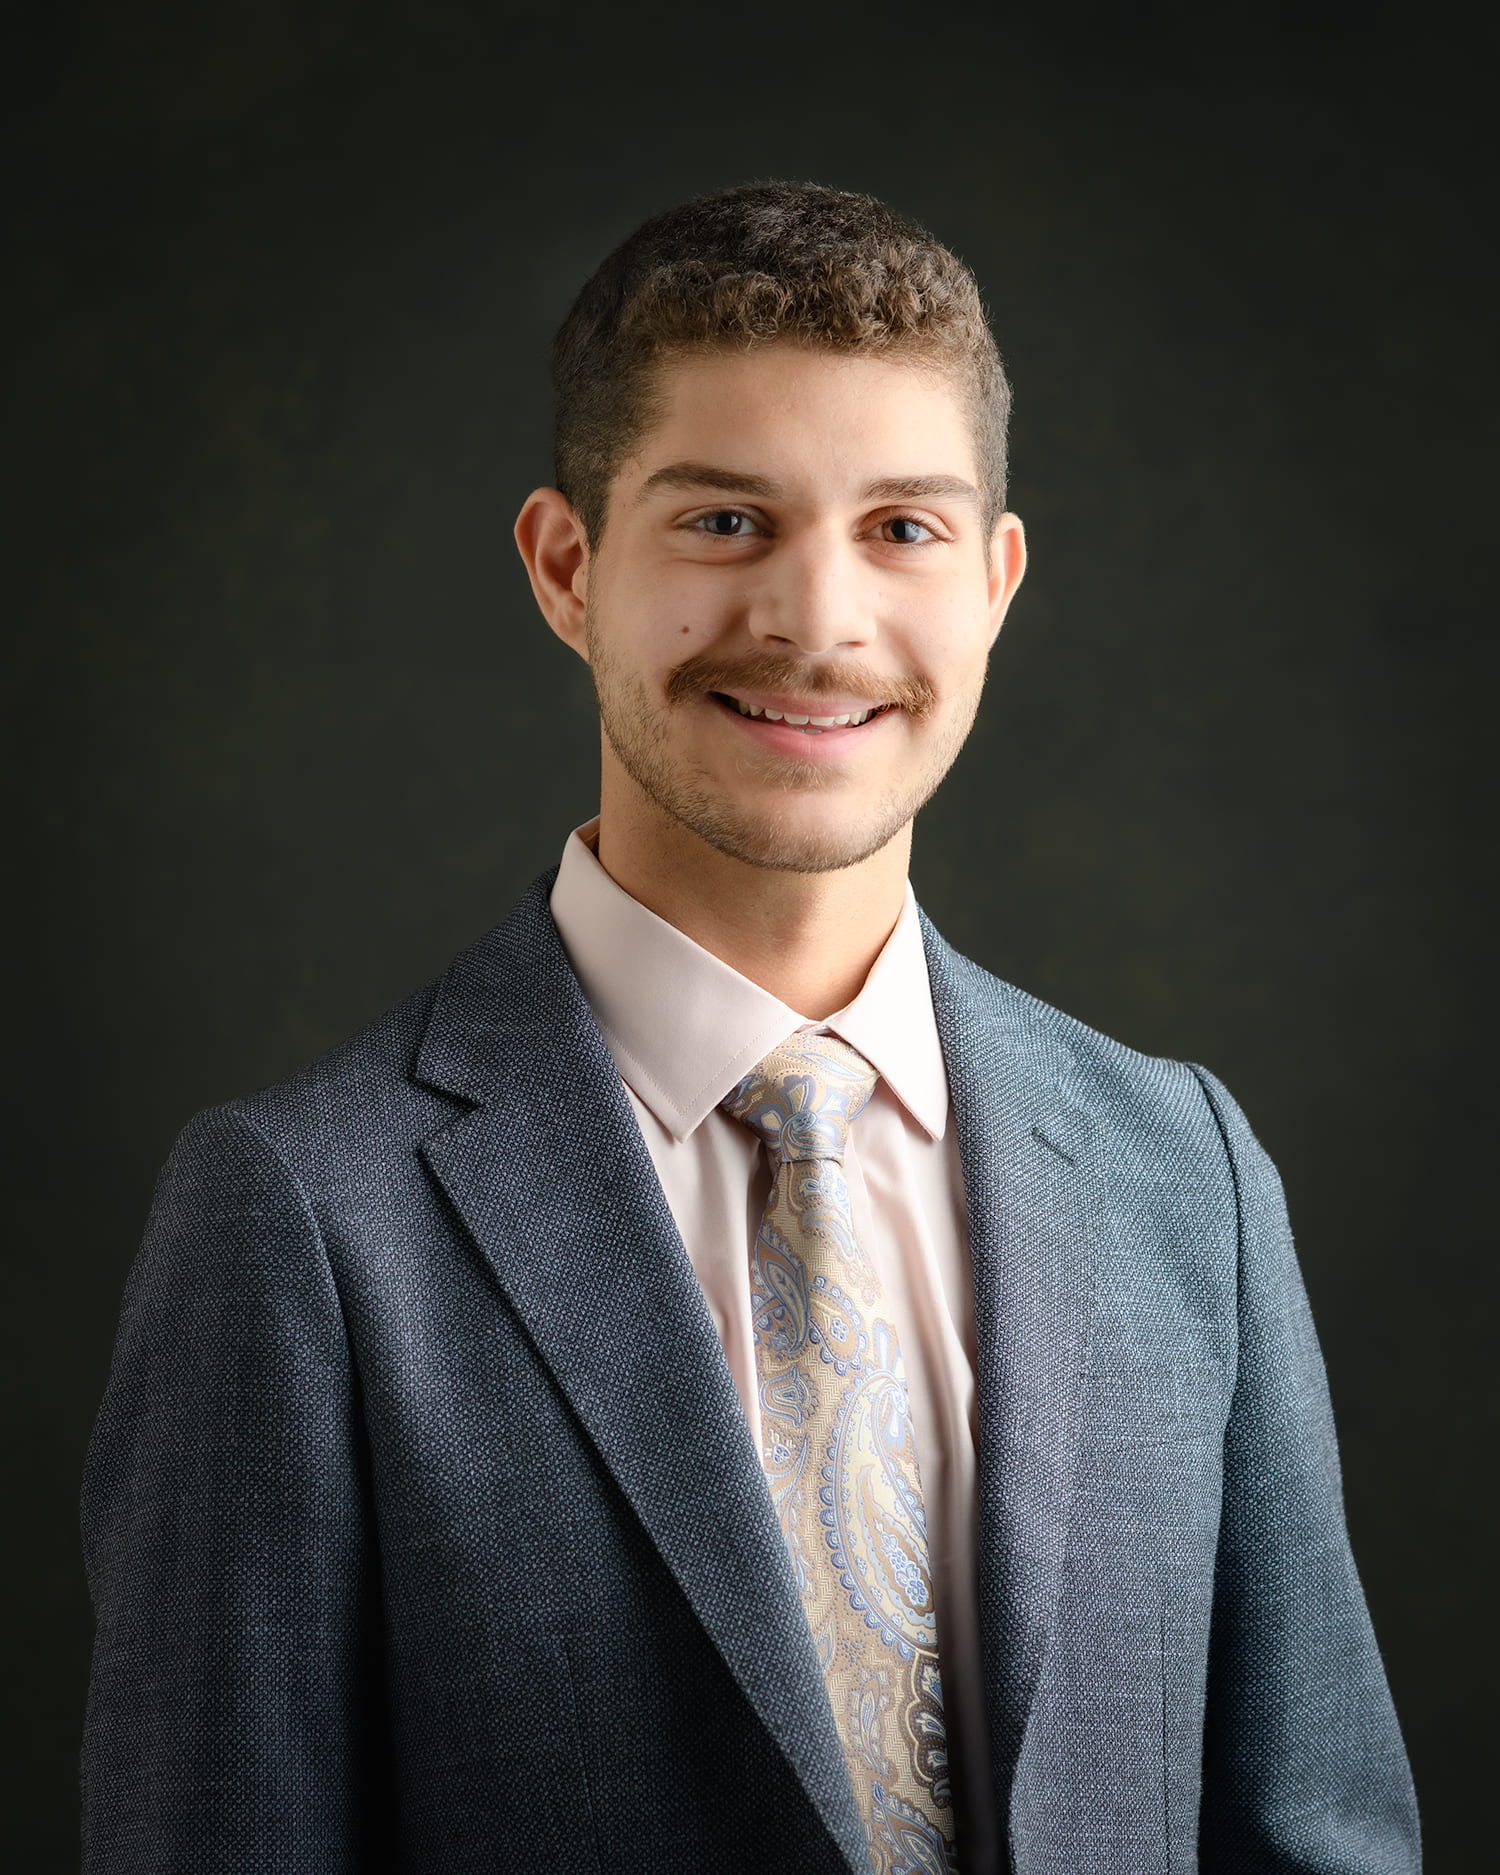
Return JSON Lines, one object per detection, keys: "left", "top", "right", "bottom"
{"left": 551, "top": 180, "right": 1011, "bottom": 546}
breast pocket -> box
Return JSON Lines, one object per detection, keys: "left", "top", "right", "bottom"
{"left": 1081, "top": 1360, "right": 1230, "bottom": 1451}
{"left": 1071, "top": 1360, "right": 1229, "bottom": 1577}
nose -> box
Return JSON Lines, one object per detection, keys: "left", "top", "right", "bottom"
{"left": 745, "top": 527, "right": 872, "bottom": 655}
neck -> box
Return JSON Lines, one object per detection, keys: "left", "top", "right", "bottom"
{"left": 590, "top": 788, "right": 911, "bottom": 1023}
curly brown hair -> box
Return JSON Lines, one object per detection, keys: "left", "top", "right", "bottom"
{"left": 551, "top": 180, "right": 1012, "bottom": 546}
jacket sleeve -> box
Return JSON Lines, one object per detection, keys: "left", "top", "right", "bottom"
{"left": 80, "top": 1102, "right": 395, "bottom": 1873}
{"left": 1189, "top": 1065, "right": 1421, "bottom": 1874}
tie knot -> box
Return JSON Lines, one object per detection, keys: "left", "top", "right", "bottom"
{"left": 719, "top": 1031, "right": 879, "bottom": 1163}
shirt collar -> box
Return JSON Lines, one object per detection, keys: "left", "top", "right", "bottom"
{"left": 547, "top": 815, "right": 950, "bottom": 1143}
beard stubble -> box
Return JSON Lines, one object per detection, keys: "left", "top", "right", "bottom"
{"left": 583, "top": 601, "right": 983, "bottom": 876}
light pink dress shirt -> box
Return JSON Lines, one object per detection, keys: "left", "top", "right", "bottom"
{"left": 548, "top": 815, "right": 998, "bottom": 1868}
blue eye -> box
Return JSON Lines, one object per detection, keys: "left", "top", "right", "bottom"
{"left": 886, "top": 516, "right": 934, "bottom": 544}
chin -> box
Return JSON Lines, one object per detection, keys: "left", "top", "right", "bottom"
{"left": 675, "top": 796, "right": 914, "bottom": 875}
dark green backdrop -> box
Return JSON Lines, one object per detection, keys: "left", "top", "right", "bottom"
{"left": 8, "top": 2, "right": 1494, "bottom": 1867}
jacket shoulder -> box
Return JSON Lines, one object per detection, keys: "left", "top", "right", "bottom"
{"left": 180, "top": 868, "right": 559, "bottom": 1169}
{"left": 200, "top": 967, "right": 454, "bottom": 1183}
{"left": 933, "top": 930, "right": 1217, "bottom": 1118}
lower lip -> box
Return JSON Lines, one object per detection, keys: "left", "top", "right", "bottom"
{"left": 705, "top": 694, "right": 893, "bottom": 759}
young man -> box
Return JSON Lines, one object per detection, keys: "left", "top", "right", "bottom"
{"left": 81, "top": 183, "right": 1420, "bottom": 1873}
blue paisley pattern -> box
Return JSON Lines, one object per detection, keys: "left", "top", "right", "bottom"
{"left": 722, "top": 1033, "right": 958, "bottom": 1873}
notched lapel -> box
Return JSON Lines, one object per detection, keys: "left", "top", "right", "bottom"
{"left": 920, "top": 912, "right": 1101, "bottom": 1833}
{"left": 416, "top": 874, "right": 870, "bottom": 1874}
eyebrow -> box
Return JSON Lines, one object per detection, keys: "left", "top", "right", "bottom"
{"left": 635, "top": 461, "right": 982, "bottom": 507}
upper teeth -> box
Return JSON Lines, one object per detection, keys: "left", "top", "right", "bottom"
{"left": 728, "top": 698, "right": 881, "bottom": 726}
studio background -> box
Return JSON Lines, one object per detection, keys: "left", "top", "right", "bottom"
{"left": 8, "top": 2, "right": 1493, "bottom": 1868}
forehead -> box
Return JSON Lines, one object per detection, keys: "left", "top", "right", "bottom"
{"left": 622, "top": 343, "right": 979, "bottom": 493}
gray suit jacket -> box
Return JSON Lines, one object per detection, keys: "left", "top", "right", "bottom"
{"left": 81, "top": 867, "right": 1420, "bottom": 1873}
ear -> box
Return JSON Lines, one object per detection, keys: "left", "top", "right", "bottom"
{"left": 514, "top": 487, "right": 592, "bottom": 660}
{"left": 986, "top": 511, "right": 1027, "bottom": 648}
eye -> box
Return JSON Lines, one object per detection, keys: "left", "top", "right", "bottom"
{"left": 880, "top": 514, "right": 938, "bottom": 545}
{"left": 690, "top": 508, "right": 763, "bottom": 537}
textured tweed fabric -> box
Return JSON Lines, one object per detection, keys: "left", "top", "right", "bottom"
{"left": 81, "top": 867, "right": 1420, "bottom": 1873}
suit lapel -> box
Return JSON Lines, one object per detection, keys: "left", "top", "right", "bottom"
{"left": 416, "top": 871, "right": 869, "bottom": 1873}
{"left": 920, "top": 911, "right": 1101, "bottom": 1833}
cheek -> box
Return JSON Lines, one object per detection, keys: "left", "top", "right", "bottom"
{"left": 645, "top": 571, "right": 744, "bottom": 658}
{"left": 663, "top": 566, "right": 739, "bottom": 622}
{"left": 590, "top": 579, "right": 694, "bottom": 669}
{"left": 893, "top": 597, "right": 993, "bottom": 682}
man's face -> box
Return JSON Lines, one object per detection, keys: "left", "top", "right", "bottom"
{"left": 571, "top": 343, "right": 1023, "bottom": 874}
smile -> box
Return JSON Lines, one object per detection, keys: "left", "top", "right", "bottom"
{"left": 708, "top": 692, "right": 891, "bottom": 733}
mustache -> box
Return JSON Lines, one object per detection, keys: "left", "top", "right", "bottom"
{"left": 665, "top": 649, "right": 936, "bottom": 719}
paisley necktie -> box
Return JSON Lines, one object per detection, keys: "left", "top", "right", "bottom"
{"left": 720, "top": 1031, "right": 957, "bottom": 1874}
